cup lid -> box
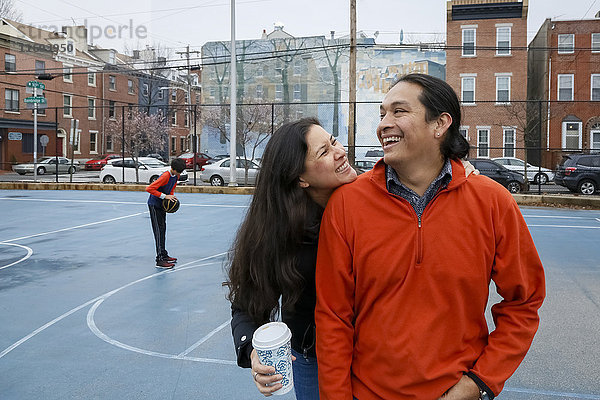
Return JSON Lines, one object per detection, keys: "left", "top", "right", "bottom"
{"left": 252, "top": 322, "right": 291, "bottom": 349}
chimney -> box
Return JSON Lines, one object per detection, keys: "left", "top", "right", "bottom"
{"left": 330, "top": 30, "right": 335, "bottom": 40}
{"left": 133, "top": 50, "right": 140, "bottom": 59}
{"left": 261, "top": 29, "right": 267, "bottom": 39}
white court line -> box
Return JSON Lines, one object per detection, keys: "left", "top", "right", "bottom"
{"left": 528, "top": 224, "right": 600, "bottom": 229}
{"left": 0, "top": 242, "right": 33, "bottom": 271}
{"left": 1, "top": 212, "right": 148, "bottom": 243}
{"left": 178, "top": 319, "right": 231, "bottom": 358}
{"left": 524, "top": 215, "right": 600, "bottom": 220}
{"left": 504, "top": 387, "right": 600, "bottom": 399}
{"left": 0, "top": 197, "right": 248, "bottom": 208}
{"left": 0, "top": 252, "right": 229, "bottom": 361}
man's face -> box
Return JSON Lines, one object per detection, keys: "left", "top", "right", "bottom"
{"left": 377, "top": 81, "right": 439, "bottom": 169}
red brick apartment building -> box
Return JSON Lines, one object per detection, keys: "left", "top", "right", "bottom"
{"left": 528, "top": 18, "right": 600, "bottom": 167}
{"left": 446, "top": 0, "right": 529, "bottom": 160}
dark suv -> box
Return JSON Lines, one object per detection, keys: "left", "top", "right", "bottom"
{"left": 468, "top": 158, "right": 529, "bottom": 193}
{"left": 554, "top": 153, "right": 600, "bottom": 195}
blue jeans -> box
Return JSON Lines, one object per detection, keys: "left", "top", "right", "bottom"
{"left": 291, "top": 348, "right": 319, "bottom": 400}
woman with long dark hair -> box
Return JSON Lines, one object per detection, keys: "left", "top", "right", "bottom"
{"left": 225, "top": 117, "right": 357, "bottom": 399}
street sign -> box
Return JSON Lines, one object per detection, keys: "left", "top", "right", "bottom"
{"left": 26, "top": 81, "right": 45, "bottom": 90}
{"left": 40, "top": 135, "right": 49, "bottom": 147}
{"left": 24, "top": 96, "right": 47, "bottom": 104}
{"left": 26, "top": 87, "right": 44, "bottom": 94}
{"left": 8, "top": 132, "right": 22, "bottom": 140}
{"left": 26, "top": 102, "right": 48, "bottom": 109}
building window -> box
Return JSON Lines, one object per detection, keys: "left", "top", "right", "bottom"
{"left": 109, "top": 75, "right": 116, "bottom": 90}
{"left": 256, "top": 64, "right": 263, "bottom": 78}
{"left": 503, "top": 127, "right": 516, "bottom": 157}
{"left": 209, "top": 87, "right": 216, "bottom": 98}
{"left": 88, "top": 98, "right": 95, "bottom": 119}
{"left": 171, "top": 136, "right": 177, "bottom": 154}
{"left": 128, "top": 80, "right": 134, "bottom": 94}
{"left": 558, "top": 74, "right": 574, "bottom": 101}
{"left": 590, "top": 123, "right": 600, "bottom": 150}
{"left": 256, "top": 84, "right": 263, "bottom": 99}
{"left": 461, "top": 76, "right": 475, "bottom": 104}
{"left": 563, "top": 121, "right": 581, "bottom": 150}
{"left": 4, "top": 54, "right": 16, "bottom": 72}
{"left": 109, "top": 100, "right": 115, "bottom": 119}
{"left": 63, "top": 66, "right": 72, "bottom": 82}
{"left": 171, "top": 90, "right": 177, "bottom": 102}
{"left": 90, "top": 131, "right": 98, "bottom": 153}
{"left": 477, "top": 128, "right": 489, "bottom": 158}
{"left": 108, "top": 51, "right": 115, "bottom": 64}
{"left": 143, "top": 83, "right": 149, "bottom": 97}
{"left": 462, "top": 28, "right": 476, "bottom": 56}
{"left": 5, "top": 89, "right": 19, "bottom": 111}
{"left": 294, "top": 59, "right": 301, "bottom": 76}
{"left": 496, "top": 75, "right": 511, "bottom": 104}
{"left": 35, "top": 60, "right": 45, "bottom": 75}
{"left": 591, "top": 74, "right": 600, "bottom": 101}
{"left": 171, "top": 111, "right": 177, "bottom": 126}
{"left": 293, "top": 84, "right": 301, "bottom": 101}
{"left": 593, "top": 33, "right": 600, "bottom": 53}
{"left": 158, "top": 89, "right": 164, "bottom": 100}
{"left": 180, "top": 137, "right": 186, "bottom": 152}
{"left": 63, "top": 94, "right": 72, "bottom": 116}
{"left": 275, "top": 84, "right": 283, "bottom": 101}
{"left": 106, "top": 135, "right": 113, "bottom": 151}
{"left": 185, "top": 92, "right": 190, "bottom": 104}
{"left": 496, "top": 27, "right": 511, "bottom": 55}
{"left": 184, "top": 111, "right": 189, "bottom": 127}
{"left": 459, "top": 126, "right": 469, "bottom": 140}
{"left": 88, "top": 70, "right": 96, "bottom": 86}
{"left": 558, "top": 34, "right": 574, "bottom": 54}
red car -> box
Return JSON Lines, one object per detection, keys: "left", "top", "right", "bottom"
{"left": 85, "top": 154, "right": 121, "bottom": 170}
{"left": 178, "top": 152, "right": 212, "bottom": 169}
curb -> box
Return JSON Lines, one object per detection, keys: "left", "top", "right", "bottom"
{"left": 1, "top": 182, "right": 600, "bottom": 209}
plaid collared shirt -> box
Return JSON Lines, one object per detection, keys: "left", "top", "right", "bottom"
{"left": 385, "top": 159, "right": 453, "bottom": 219}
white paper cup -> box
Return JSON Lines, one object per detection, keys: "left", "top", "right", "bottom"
{"left": 252, "top": 322, "right": 294, "bottom": 395}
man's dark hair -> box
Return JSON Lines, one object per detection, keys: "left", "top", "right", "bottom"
{"left": 392, "top": 73, "right": 470, "bottom": 160}
{"left": 171, "top": 158, "right": 186, "bottom": 173}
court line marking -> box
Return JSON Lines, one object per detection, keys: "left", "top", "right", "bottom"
{"left": 0, "top": 197, "right": 248, "bottom": 208}
{"left": 0, "top": 242, "right": 33, "bottom": 271}
{"left": 1, "top": 212, "right": 148, "bottom": 243}
{"left": 504, "top": 386, "right": 600, "bottom": 399}
{"left": 0, "top": 252, "right": 230, "bottom": 362}
{"left": 527, "top": 224, "right": 600, "bottom": 229}
{"left": 523, "top": 215, "right": 600, "bottom": 220}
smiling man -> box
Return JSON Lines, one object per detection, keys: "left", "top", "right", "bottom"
{"left": 314, "top": 74, "right": 546, "bottom": 400}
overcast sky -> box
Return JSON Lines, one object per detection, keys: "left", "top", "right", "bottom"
{"left": 16, "top": 0, "right": 600, "bottom": 56}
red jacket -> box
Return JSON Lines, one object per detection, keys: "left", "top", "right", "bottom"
{"left": 315, "top": 159, "right": 545, "bottom": 400}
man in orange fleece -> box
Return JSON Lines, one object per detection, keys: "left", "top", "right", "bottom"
{"left": 315, "top": 74, "right": 545, "bottom": 400}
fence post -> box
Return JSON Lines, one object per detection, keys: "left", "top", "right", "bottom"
{"left": 193, "top": 104, "right": 197, "bottom": 186}
{"left": 122, "top": 105, "right": 125, "bottom": 184}
{"left": 538, "top": 100, "right": 543, "bottom": 195}
{"left": 55, "top": 107, "right": 59, "bottom": 183}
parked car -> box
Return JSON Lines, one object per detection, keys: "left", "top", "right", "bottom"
{"left": 84, "top": 154, "right": 121, "bottom": 170}
{"left": 200, "top": 157, "right": 260, "bottom": 186}
{"left": 205, "top": 154, "right": 229, "bottom": 164}
{"left": 178, "top": 152, "right": 211, "bottom": 169}
{"left": 353, "top": 159, "right": 377, "bottom": 175}
{"left": 13, "top": 156, "right": 80, "bottom": 175}
{"left": 363, "top": 148, "right": 384, "bottom": 161}
{"left": 468, "top": 158, "right": 529, "bottom": 193}
{"left": 554, "top": 153, "right": 600, "bottom": 195}
{"left": 492, "top": 157, "right": 555, "bottom": 184}
{"left": 100, "top": 157, "right": 188, "bottom": 184}
{"left": 145, "top": 153, "right": 165, "bottom": 162}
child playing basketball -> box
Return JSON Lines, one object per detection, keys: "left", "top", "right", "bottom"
{"left": 146, "top": 158, "right": 186, "bottom": 268}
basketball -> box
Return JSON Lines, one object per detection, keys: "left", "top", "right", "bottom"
{"left": 162, "top": 197, "right": 180, "bottom": 213}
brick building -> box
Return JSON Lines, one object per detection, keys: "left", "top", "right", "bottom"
{"left": 528, "top": 18, "right": 600, "bottom": 167}
{"left": 446, "top": 0, "right": 529, "bottom": 160}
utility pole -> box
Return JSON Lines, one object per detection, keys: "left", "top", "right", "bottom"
{"left": 348, "top": 0, "right": 357, "bottom": 165}
{"left": 229, "top": 0, "right": 237, "bottom": 186}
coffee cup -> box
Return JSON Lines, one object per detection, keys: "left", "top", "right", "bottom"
{"left": 252, "top": 322, "right": 294, "bottom": 395}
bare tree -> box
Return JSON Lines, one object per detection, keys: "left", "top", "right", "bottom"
{"left": 270, "top": 37, "right": 307, "bottom": 121}
{"left": 317, "top": 37, "right": 348, "bottom": 136}
{"left": 0, "top": 0, "right": 22, "bottom": 22}
{"left": 105, "top": 109, "right": 171, "bottom": 183}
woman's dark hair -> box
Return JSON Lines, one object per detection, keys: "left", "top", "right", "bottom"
{"left": 224, "top": 117, "right": 320, "bottom": 325}
{"left": 392, "top": 73, "right": 470, "bottom": 160}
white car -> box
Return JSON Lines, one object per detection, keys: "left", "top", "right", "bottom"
{"left": 363, "top": 148, "right": 384, "bottom": 161}
{"left": 100, "top": 157, "right": 188, "bottom": 184}
{"left": 492, "top": 157, "right": 555, "bottom": 184}
{"left": 200, "top": 157, "right": 260, "bottom": 186}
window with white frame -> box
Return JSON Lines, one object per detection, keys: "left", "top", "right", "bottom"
{"left": 462, "top": 28, "right": 476, "bottom": 56}
{"left": 563, "top": 121, "right": 581, "bottom": 150}
{"left": 461, "top": 76, "right": 476, "bottom": 104}
{"left": 63, "top": 66, "right": 73, "bottom": 82}
{"left": 256, "top": 84, "right": 263, "bottom": 99}
{"left": 171, "top": 136, "right": 177, "bottom": 154}
{"left": 88, "top": 98, "right": 95, "bottom": 119}
{"left": 108, "top": 51, "right": 116, "bottom": 64}
{"left": 109, "top": 75, "right": 116, "bottom": 90}
{"left": 275, "top": 84, "right": 283, "bottom": 101}
{"left": 503, "top": 127, "right": 516, "bottom": 157}
{"left": 591, "top": 74, "right": 600, "bottom": 101}
{"left": 106, "top": 135, "right": 113, "bottom": 152}
{"left": 128, "top": 79, "right": 134, "bottom": 94}
{"left": 63, "top": 94, "right": 72, "bottom": 116}
{"left": 294, "top": 59, "right": 302, "bottom": 76}
{"left": 5, "top": 89, "right": 19, "bottom": 111}
{"left": 171, "top": 110, "right": 177, "bottom": 126}
{"left": 558, "top": 34, "right": 574, "bottom": 54}
{"left": 143, "top": 83, "right": 149, "bottom": 97}
{"left": 293, "top": 84, "right": 301, "bottom": 101}
{"left": 158, "top": 88, "right": 164, "bottom": 100}
{"left": 496, "top": 75, "right": 511, "bottom": 104}
{"left": 171, "top": 90, "right": 177, "bottom": 102}
{"left": 109, "top": 100, "right": 115, "bottom": 119}
{"left": 496, "top": 26, "right": 511, "bottom": 55}
{"left": 459, "top": 126, "right": 469, "bottom": 140}
{"left": 477, "top": 128, "right": 489, "bottom": 158}
{"left": 558, "top": 74, "right": 574, "bottom": 101}
{"left": 180, "top": 137, "right": 186, "bottom": 152}
{"left": 591, "top": 123, "right": 600, "bottom": 150}
{"left": 88, "top": 70, "right": 96, "bottom": 86}
{"left": 185, "top": 92, "right": 190, "bottom": 104}
{"left": 593, "top": 33, "right": 600, "bottom": 53}
{"left": 90, "top": 131, "right": 98, "bottom": 153}
{"left": 184, "top": 111, "right": 189, "bottom": 127}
